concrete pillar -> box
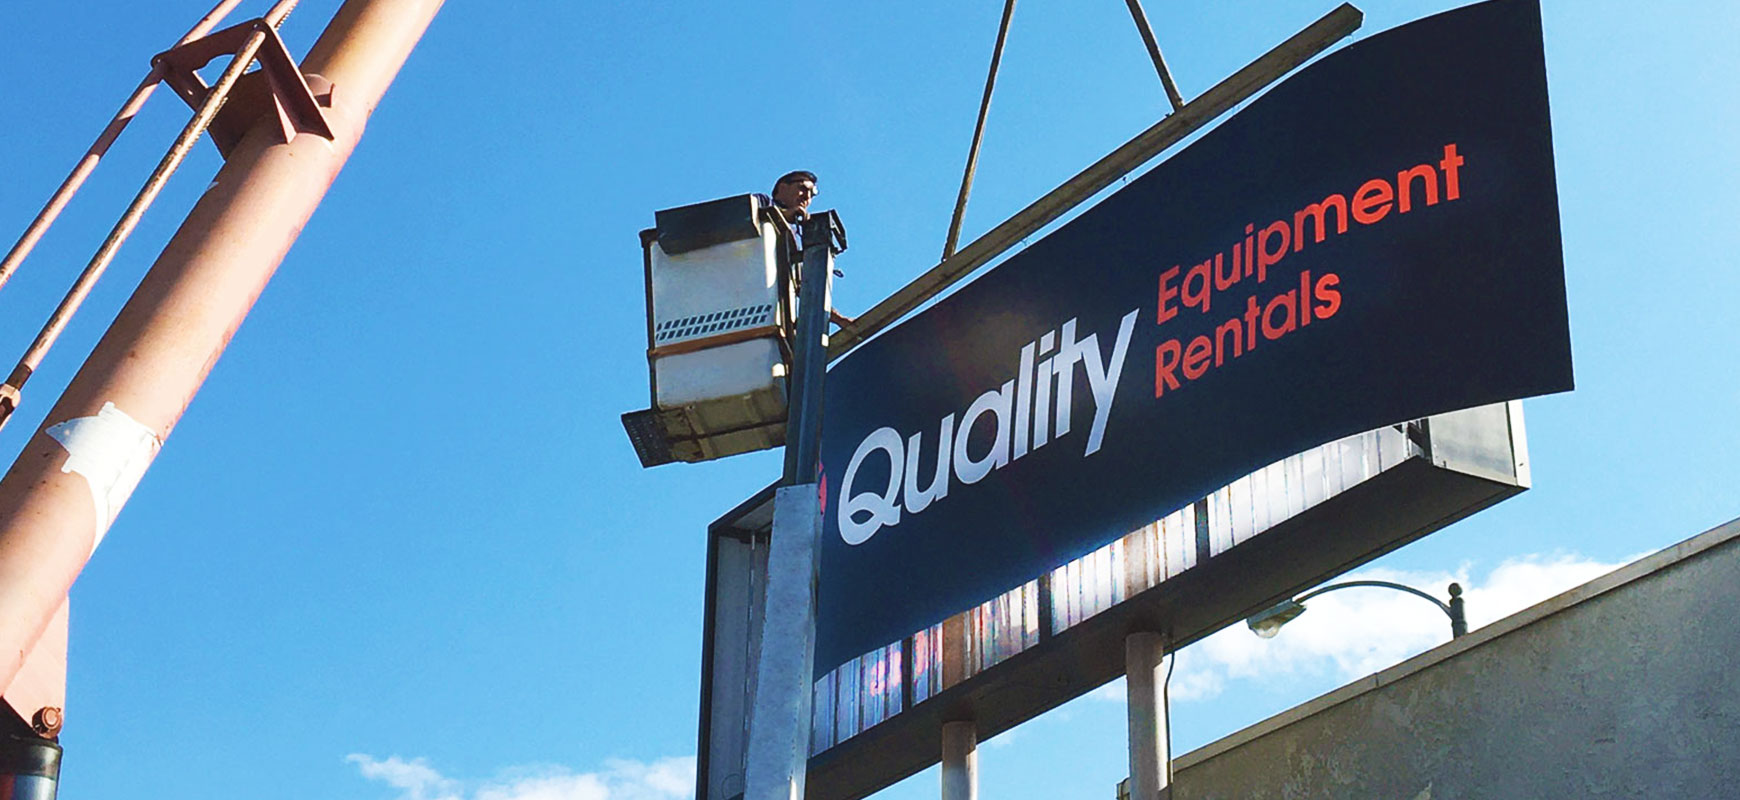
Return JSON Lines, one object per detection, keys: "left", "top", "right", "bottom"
{"left": 1125, "top": 632, "right": 1170, "bottom": 800}
{"left": 941, "top": 720, "right": 978, "bottom": 800}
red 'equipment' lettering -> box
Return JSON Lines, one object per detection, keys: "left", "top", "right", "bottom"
{"left": 1157, "top": 266, "right": 1181, "bottom": 324}
{"left": 1396, "top": 164, "right": 1439, "bottom": 213}
{"left": 1213, "top": 252, "right": 1239, "bottom": 291}
{"left": 1294, "top": 195, "right": 1348, "bottom": 249}
{"left": 1440, "top": 143, "right": 1464, "bottom": 201}
{"left": 1352, "top": 178, "right": 1393, "bottom": 225}
{"left": 1183, "top": 261, "right": 1213, "bottom": 313}
{"left": 1257, "top": 221, "right": 1290, "bottom": 282}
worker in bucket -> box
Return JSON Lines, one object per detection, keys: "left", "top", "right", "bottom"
{"left": 761, "top": 170, "right": 850, "bottom": 327}
{"left": 766, "top": 169, "right": 817, "bottom": 223}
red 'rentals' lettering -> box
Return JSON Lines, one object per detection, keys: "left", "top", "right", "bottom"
{"left": 1352, "top": 179, "right": 1393, "bottom": 225}
{"left": 1182, "top": 335, "right": 1213, "bottom": 380}
{"left": 1157, "top": 266, "right": 1181, "bottom": 324}
{"left": 1440, "top": 143, "right": 1464, "bottom": 201}
{"left": 1298, "top": 269, "right": 1312, "bottom": 326}
{"left": 1261, "top": 291, "right": 1297, "bottom": 340}
{"left": 1314, "top": 272, "right": 1342, "bottom": 319}
{"left": 1242, "top": 294, "right": 1262, "bottom": 353}
{"left": 1155, "top": 339, "right": 1181, "bottom": 396}
{"left": 1214, "top": 316, "right": 1243, "bottom": 366}
{"left": 1257, "top": 220, "right": 1290, "bottom": 282}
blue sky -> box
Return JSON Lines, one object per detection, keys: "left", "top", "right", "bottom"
{"left": 0, "top": 1, "right": 1734, "bottom": 798}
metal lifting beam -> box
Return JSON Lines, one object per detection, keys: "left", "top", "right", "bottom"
{"left": 940, "top": 0, "right": 1017, "bottom": 262}
{"left": 828, "top": 3, "right": 1363, "bottom": 358}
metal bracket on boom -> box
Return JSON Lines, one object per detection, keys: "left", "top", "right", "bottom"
{"left": 152, "top": 19, "right": 335, "bottom": 159}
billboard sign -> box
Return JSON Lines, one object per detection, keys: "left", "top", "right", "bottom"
{"left": 816, "top": 0, "right": 1570, "bottom": 681}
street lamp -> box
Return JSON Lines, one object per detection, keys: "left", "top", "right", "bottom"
{"left": 1246, "top": 580, "right": 1467, "bottom": 639}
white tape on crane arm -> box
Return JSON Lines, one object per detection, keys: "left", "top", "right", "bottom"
{"left": 45, "top": 401, "right": 162, "bottom": 554}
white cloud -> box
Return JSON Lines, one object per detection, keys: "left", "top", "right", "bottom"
{"left": 348, "top": 754, "right": 695, "bottom": 800}
{"left": 1091, "top": 552, "right": 1637, "bottom": 704}
{"left": 348, "top": 755, "right": 463, "bottom": 800}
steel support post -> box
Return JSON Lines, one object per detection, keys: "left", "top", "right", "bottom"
{"left": 1125, "top": 632, "right": 1170, "bottom": 800}
{"left": 0, "top": 0, "right": 443, "bottom": 745}
{"left": 746, "top": 213, "right": 842, "bottom": 800}
{"left": 744, "top": 486, "right": 822, "bottom": 800}
{"left": 940, "top": 721, "right": 978, "bottom": 800}
{"left": 781, "top": 212, "right": 841, "bottom": 486}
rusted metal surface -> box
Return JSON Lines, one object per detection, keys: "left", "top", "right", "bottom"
{"left": 0, "top": 26, "right": 269, "bottom": 435}
{"left": 827, "top": 4, "right": 1363, "bottom": 359}
{"left": 0, "top": 0, "right": 247, "bottom": 297}
{"left": 941, "top": 0, "right": 1017, "bottom": 262}
{"left": 646, "top": 326, "right": 784, "bottom": 359}
{"left": 1, "top": 600, "right": 66, "bottom": 738}
{"left": 0, "top": 2, "right": 324, "bottom": 435}
{"left": 31, "top": 707, "right": 63, "bottom": 739}
{"left": 155, "top": 17, "right": 335, "bottom": 156}
{"left": 0, "top": 0, "right": 444, "bottom": 706}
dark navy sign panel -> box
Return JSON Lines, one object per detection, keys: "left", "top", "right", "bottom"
{"left": 816, "top": 0, "right": 1570, "bottom": 674}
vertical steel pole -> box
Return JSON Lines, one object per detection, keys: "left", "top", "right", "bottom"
{"left": 1125, "top": 632, "right": 1170, "bottom": 800}
{"left": 744, "top": 485, "right": 820, "bottom": 800}
{"left": 748, "top": 213, "right": 841, "bottom": 800}
{"left": 0, "top": 0, "right": 444, "bottom": 735}
{"left": 780, "top": 212, "right": 839, "bottom": 486}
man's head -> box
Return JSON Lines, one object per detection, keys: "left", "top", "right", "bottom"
{"left": 771, "top": 170, "right": 818, "bottom": 215}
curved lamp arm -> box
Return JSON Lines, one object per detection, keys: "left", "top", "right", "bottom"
{"left": 1248, "top": 580, "right": 1467, "bottom": 639}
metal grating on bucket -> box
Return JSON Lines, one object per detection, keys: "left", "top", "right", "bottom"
{"left": 654, "top": 303, "right": 775, "bottom": 344}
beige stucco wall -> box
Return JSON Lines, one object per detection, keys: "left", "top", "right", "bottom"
{"left": 1171, "top": 518, "right": 1740, "bottom": 800}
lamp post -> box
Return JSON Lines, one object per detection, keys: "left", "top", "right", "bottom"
{"left": 1246, "top": 580, "right": 1467, "bottom": 639}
